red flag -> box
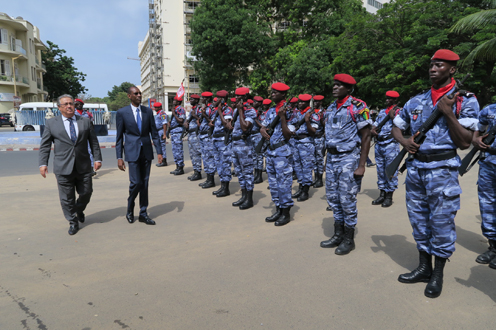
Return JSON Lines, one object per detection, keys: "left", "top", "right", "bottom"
{"left": 177, "top": 82, "right": 185, "bottom": 99}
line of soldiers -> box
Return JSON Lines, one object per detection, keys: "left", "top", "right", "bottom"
{"left": 150, "top": 48, "right": 495, "bottom": 299}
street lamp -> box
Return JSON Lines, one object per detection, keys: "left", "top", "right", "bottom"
{"left": 12, "top": 54, "right": 23, "bottom": 97}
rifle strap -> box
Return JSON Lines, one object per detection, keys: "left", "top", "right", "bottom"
{"left": 466, "top": 153, "right": 481, "bottom": 173}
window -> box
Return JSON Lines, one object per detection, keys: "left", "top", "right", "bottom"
{"left": 0, "top": 28, "right": 7, "bottom": 44}
{"left": 31, "top": 66, "right": 36, "bottom": 81}
{"left": 189, "top": 75, "right": 199, "bottom": 83}
{"left": 368, "top": 0, "right": 383, "bottom": 9}
{"left": 0, "top": 59, "right": 11, "bottom": 76}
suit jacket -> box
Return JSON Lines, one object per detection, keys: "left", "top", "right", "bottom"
{"left": 39, "top": 115, "right": 102, "bottom": 175}
{"left": 115, "top": 105, "right": 162, "bottom": 162}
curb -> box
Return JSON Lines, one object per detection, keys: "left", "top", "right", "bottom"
{"left": 0, "top": 145, "right": 117, "bottom": 152}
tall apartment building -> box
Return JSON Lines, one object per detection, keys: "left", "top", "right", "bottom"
{"left": 0, "top": 12, "right": 47, "bottom": 113}
{"left": 139, "top": 0, "right": 200, "bottom": 111}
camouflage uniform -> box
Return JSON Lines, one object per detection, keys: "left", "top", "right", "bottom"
{"left": 154, "top": 109, "right": 168, "bottom": 159}
{"left": 250, "top": 111, "right": 265, "bottom": 170}
{"left": 324, "top": 96, "right": 372, "bottom": 227}
{"left": 170, "top": 105, "right": 186, "bottom": 167}
{"left": 187, "top": 105, "right": 202, "bottom": 172}
{"left": 393, "top": 88, "right": 479, "bottom": 258}
{"left": 232, "top": 104, "right": 257, "bottom": 191}
{"left": 373, "top": 107, "right": 400, "bottom": 192}
{"left": 313, "top": 108, "right": 325, "bottom": 175}
{"left": 199, "top": 104, "right": 216, "bottom": 175}
{"left": 212, "top": 105, "right": 233, "bottom": 182}
{"left": 476, "top": 104, "right": 496, "bottom": 242}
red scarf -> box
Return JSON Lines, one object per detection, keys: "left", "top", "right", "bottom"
{"left": 336, "top": 95, "right": 350, "bottom": 109}
{"left": 275, "top": 100, "right": 285, "bottom": 112}
{"left": 76, "top": 109, "right": 83, "bottom": 115}
{"left": 385, "top": 105, "right": 395, "bottom": 115}
{"left": 431, "top": 78, "right": 455, "bottom": 106}
{"left": 300, "top": 106, "right": 311, "bottom": 115}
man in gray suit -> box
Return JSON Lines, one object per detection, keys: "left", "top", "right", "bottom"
{"left": 39, "top": 94, "right": 102, "bottom": 235}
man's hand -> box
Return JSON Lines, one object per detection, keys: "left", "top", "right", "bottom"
{"left": 277, "top": 106, "right": 286, "bottom": 119}
{"left": 162, "top": 134, "right": 166, "bottom": 140}
{"left": 184, "top": 122, "right": 189, "bottom": 129}
{"left": 118, "top": 159, "right": 126, "bottom": 171}
{"left": 304, "top": 111, "right": 312, "bottom": 122}
{"left": 370, "top": 127, "right": 378, "bottom": 137}
{"left": 40, "top": 166, "right": 48, "bottom": 178}
{"left": 354, "top": 165, "right": 365, "bottom": 178}
{"left": 388, "top": 109, "right": 396, "bottom": 119}
{"left": 260, "top": 127, "right": 270, "bottom": 140}
{"left": 94, "top": 162, "right": 102, "bottom": 171}
{"left": 473, "top": 133, "right": 489, "bottom": 150}
{"left": 401, "top": 132, "right": 420, "bottom": 154}
{"left": 226, "top": 121, "right": 233, "bottom": 130}
{"left": 208, "top": 121, "right": 214, "bottom": 127}
{"left": 437, "top": 93, "right": 458, "bottom": 116}
{"left": 157, "top": 154, "right": 163, "bottom": 164}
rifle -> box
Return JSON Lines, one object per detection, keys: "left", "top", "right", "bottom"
{"left": 180, "top": 109, "right": 197, "bottom": 139}
{"left": 294, "top": 107, "right": 316, "bottom": 131}
{"left": 385, "top": 73, "right": 470, "bottom": 179}
{"left": 459, "top": 124, "right": 496, "bottom": 176}
{"left": 255, "top": 96, "right": 294, "bottom": 153}
{"left": 165, "top": 125, "right": 171, "bottom": 139}
{"left": 375, "top": 105, "right": 400, "bottom": 133}
{"left": 208, "top": 99, "right": 224, "bottom": 138}
{"left": 224, "top": 105, "right": 239, "bottom": 145}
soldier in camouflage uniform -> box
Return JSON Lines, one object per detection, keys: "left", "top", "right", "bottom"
{"left": 184, "top": 94, "right": 202, "bottom": 181}
{"left": 261, "top": 83, "right": 295, "bottom": 226}
{"left": 211, "top": 90, "right": 233, "bottom": 197}
{"left": 154, "top": 102, "right": 168, "bottom": 168}
{"left": 230, "top": 87, "right": 257, "bottom": 210}
{"left": 169, "top": 96, "right": 186, "bottom": 175}
{"left": 251, "top": 96, "right": 265, "bottom": 184}
{"left": 370, "top": 91, "right": 401, "bottom": 207}
{"left": 319, "top": 74, "right": 372, "bottom": 256}
{"left": 312, "top": 95, "right": 325, "bottom": 188}
{"left": 198, "top": 92, "right": 217, "bottom": 189}
{"left": 392, "top": 49, "right": 479, "bottom": 298}
{"left": 470, "top": 104, "right": 496, "bottom": 269}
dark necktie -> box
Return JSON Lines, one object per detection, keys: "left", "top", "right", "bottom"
{"left": 136, "top": 108, "right": 142, "bottom": 133}
{"left": 69, "top": 118, "right": 77, "bottom": 144}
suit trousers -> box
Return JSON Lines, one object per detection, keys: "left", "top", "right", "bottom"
{"left": 55, "top": 168, "right": 93, "bottom": 225}
{"left": 127, "top": 147, "right": 152, "bottom": 216}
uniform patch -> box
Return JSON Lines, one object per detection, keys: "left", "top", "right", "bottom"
{"left": 412, "top": 109, "right": 422, "bottom": 121}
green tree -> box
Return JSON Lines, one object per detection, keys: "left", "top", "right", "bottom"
{"left": 107, "top": 82, "right": 135, "bottom": 101}
{"left": 108, "top": 92, "right": 130, "bottom": 111}
{"left": 42, "top": 41, "right": 87, "bottom": 100}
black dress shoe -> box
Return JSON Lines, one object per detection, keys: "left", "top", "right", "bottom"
{"left": 77, "top": 211, "right": 85, "bottom": 223}
{"left": 68, "top": 224, "right": 79, "bottom": 235}
{"left": 139, "top": 215, "right": 156, "bottom": 225}
{"left": 126, "top": 213, "right": 135, "bottom": 224}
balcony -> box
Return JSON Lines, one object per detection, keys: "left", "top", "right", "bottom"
{"left": 0, "top": 74, "right": 30, "bottom": 86}
{"left": 0, "top": 43, "right": 28, "bottom": 58}
{"left": 37, "top": 79, "right": 42, "bottom": 89}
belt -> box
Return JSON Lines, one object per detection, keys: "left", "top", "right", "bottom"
{"left": 232, "top": 135, "right": 246, "bottom": 141}
{"left": 213, "top": 133, "right": 225, "bottom": 138}
{"left": 377, "top": 134, "right": 393, "bottom": 142}
{"left": 199, "top": 130, "right": 209, "bottom": 136}
{"left": 326, "top": 147, "right": 352, "bottom": 155}
{"left": 414, "top": 150, "right": 457, "bottom": 162}
{"left": 295, "top": 134, "right": 310, "bottom": 140}
{"left": 188, "top": 128, "right": 197, "bottom": 133}
{"left": 269, "top": 140, "right": 287, "bottom": 151}
{"left": 314, "top": 132, "right": 324, "bottom": 138}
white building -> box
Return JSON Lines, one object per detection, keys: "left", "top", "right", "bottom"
{"left": 363, "top": 0, "right": 390, "bottom": 14}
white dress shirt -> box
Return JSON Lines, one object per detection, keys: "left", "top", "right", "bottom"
{"left": 62, "top": 114, "right": 79, "bottom": 140}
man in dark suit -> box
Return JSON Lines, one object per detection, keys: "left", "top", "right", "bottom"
{"left": 39, "top": 94, "right": 102, "bottom": 235}
{"left": 116, "top": 86, "right": 163, "bottom": 225}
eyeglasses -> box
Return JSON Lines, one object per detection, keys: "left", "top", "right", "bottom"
{"left": 132, "top": 92, "right": 142, "bottom": 95}
{"left": 59, "top": 102, "right": 74, "bottom": 107}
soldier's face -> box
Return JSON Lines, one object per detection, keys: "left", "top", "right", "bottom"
{"left": 429, "top": 60, "right": 456, "bottom": 87}
{"left": 190, "top": 98, "right": 198, "bottom": 106}
{"left": 298, "top": 101, "right": 309, "bottom": 110}
{"left": 253, "top": 100, "right": 261, "bottom": 108}
{"left": 332, "top": 81, "right": 351, "bottom": 99}
{"left": 314, "top": 100, "right": 322, "bottom": 108}
{"left": 74, "top": 101, "right": 83, "bottom": 110}
{"left": 271, "top": 90, "right": 285, "bottom": 103}
{"left": 385, "top": 97, "right": 395, "bottom": 107}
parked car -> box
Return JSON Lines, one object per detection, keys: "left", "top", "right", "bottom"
{"left": 0, "top": 113, "right": 13, "bottom": 127}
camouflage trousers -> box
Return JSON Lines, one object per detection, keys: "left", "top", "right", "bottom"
{"left": 213, "top": 139, "right": 232, "bottom": 182}
{"left": 251, "top": 133, "right": 265, "bottom": 170}
{"left": 294, "top": 140, "right": 315, "bottom": 186}
{"left": 266, "top": 153, "right": 294, "bottom": 208}
{"left": 170, "top": 132, "right": 184, "bottom": 167}
{"left": 157, "top": 129, "right": 167, "bottom": 159}
{"left": 314, "top": 136, "right": 325, "bottom": 174}
{"left": 199, "top": 134, "right": 216, "bottom": 175}
{"left": 325, "top": 150, "right": 362, "bottom": 227}
{"left": 188, "top": 132, "right": 202, "bottom": 172}
{"left": 405, "top": 166, "right": 460, "bottom": 258}
{"left": 375, "top": 142, "right": 400, "bottom": 192}
{"left": 478, "top": 162, "right": 496, "bottom": 240}
{"left": 288, "top": 138, "right": 296, "bottom": 167}
{"left": 232, "top": 140, "right": 254, "bottom": 191}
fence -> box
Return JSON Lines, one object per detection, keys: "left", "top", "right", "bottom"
{"left": 15, "top": 110, "right": 117, "bottom": 128}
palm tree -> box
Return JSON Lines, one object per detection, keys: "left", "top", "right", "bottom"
{"left": 451, "top": 0, "right": 496, "bottom": 64}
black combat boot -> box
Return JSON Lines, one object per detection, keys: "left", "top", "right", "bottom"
{"left": 292, "top": 184, "right": 303, "bottom": 198}
{"left": 381, "top": 191, "right": 393, "bottom": 207}
{"left": 292, "top": 171, "right": 297, "bottom": 180}
{"left": 313, "top": 173, "right": 323, "bottom": 188}
{"left": 424, "top": 256, "right": 447, "bottom": 298}
{"left": 320, "top": 222, "right": 344, "bottom": 248}
{"left": 189, "top": 171, "right": 202, "bottom": 181}
{"left": 372, "top": 190, "right": 385, "bottom": 205}
{"left": 216, "top": 182, "right": 230, "bottom": 197}
{"left": 170, "top": 165, "right": 179, "bottom": 175}
{"left": 398, "top": 250, "right": 432, "bottom": 283}
{"left": 232, "top": 169, "right": 237, "bottom": 177}
{"left": 255, "top": 169, "right": 263, "bottom": 184}
{"left": 476, "top": 239, "right": 496, "bottom": 264}
{"left": 274, "top": 207, "right": 291, "bottom": 226}
{"left": 174, "top": 166, "right": 184, "bottom": 175}
{"left": 232, "top": 189, "right": 247, "bottom": 207}
{"left": 212, "top": 182, "right": 225, "bottom": 195}
{"left": 490, "top": 257, "right": 496, "bottom": 269}
{"left": 239, "top": 190, "right": 254, "bottom": 210}
{"left": 202, "top": 174, "right": 216, "bottom": 189}
{"left": 335, "top": 226, "right": 355, "bottom": 255}
{"left": 297, "top": 185, "right": 310, "bottom": 202}
{"left": 265, "top": 207, "right": 281, "bottom": 222}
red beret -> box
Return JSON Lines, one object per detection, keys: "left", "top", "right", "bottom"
{"left": 201, "top": 91, "right": 213, "bottom": 97}
{"left": 75, "top": 98, "right": 84, "bottom": 104}
{"left": 247, "top": 99, "right": 254, "bottom": 104}
{"left": 271, "top": 82, "right": 290, "bottom": 92}
{"left": 313, "top": 95, "right": 324, "bottom": 101}
{"left": 385, "top": 91, "right": 400, "bottom": 98}
{"left": 253, "top": 96, "right": 263, "bottom": 102}
{"left": 431, "top": 49, "right": 460, "bottom": 62}
{"left": 298, "top": 94, "right": 312, "bottom": 102}
{"left": 216, "top": 90, "right": 228, "bottom": 98}
{"left": 190, "top": 94, "right": 200, "bottom": 99}
{"left": 334, "top": 73, "right": 356, "bottom": 85}
{"left": 235, "top": 87, "right": 250, "bottom": 96}
{"left": 290, "top": 97, "right": 299, "bottom": 103}
{"left": 153, "top": 102, "right": 162, "bottom": 108}
{"left": 174, "top": 96, "right": 183, "bottom": 101}
{"left": 230, "top": 97, "right": 237, "bottom": 102}
{"left": 263, "top": 99, "right": 272, "bottom": 105}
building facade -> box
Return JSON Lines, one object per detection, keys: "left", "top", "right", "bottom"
{"left": 0, "top": 13, "right": 47, "bottom": 113}
{"left": 363, "top": 0, "right": 390, "bottom": 14}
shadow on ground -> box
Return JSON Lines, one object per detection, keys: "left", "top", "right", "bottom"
{"left": 455, "top": 265, "right": 496, "bottom": 303}
{"left": 148, "top": 201, "right": 185, "bottom": 218}
{"left": 370, "top": 235, "right": 418, "bottom": 270}
{"left": 456, "top": 225, "right": 488, "bottom": 255}
{"left": 93, "top": 168, "right": 117, "bottom": 179}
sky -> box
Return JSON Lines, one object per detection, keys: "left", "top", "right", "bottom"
{"left": 2, "top": 0, "right": 149, "bottom": 98}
